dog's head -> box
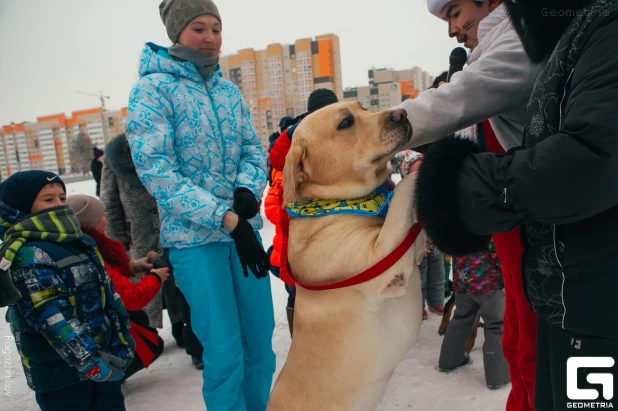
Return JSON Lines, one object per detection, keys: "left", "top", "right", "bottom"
{"left": 283, "top": 102, "right": 411, "bottom": 204}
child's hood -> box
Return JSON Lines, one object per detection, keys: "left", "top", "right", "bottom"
{"left": 0, "top": 201, "right": 27, "bottom": 236}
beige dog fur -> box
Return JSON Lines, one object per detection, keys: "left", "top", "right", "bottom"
{"left": 267, "top": 102, "right": 426, "bottom": 411}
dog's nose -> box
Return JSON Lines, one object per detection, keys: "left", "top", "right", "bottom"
{"left": 390, "top": 109, "right": 408, "bottom": 122}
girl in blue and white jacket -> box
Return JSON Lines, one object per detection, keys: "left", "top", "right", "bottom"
{"left": 126, "top": 1, "right": 275, "bottom": 409}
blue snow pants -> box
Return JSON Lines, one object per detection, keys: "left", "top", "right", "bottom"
{"left": 170, "top": 239, "right": 276, "bottom": 411}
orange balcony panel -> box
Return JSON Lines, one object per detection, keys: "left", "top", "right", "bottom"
{"left": 37, "top": 114, "right": 66, "bottom": 126}
{"left": 71, "top": 107, "right": 102, "bottom": 119}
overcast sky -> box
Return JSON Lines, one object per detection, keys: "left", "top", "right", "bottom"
{"left": 0, "top": 0, "right": 459, "bottom": 126}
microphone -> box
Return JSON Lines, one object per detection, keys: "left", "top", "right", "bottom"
{"left": 447, "top": 47, "right": 468, "bottom": 82}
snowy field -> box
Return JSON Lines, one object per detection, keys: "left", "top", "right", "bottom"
{"left": 1, "top": 178, "right": 509, "bottom": 410}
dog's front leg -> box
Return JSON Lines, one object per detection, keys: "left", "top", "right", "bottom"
{"left": 375, "top": 173, "right": 422, "bottom": 254}
{"left": 373, "top": 173, "right": 426, "bottom": 297}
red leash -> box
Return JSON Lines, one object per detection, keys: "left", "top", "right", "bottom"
{"left": 288, "top": 224, "right": 422, "bottom": 291}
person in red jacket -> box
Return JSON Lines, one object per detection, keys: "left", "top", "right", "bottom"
{"left": 67, "top": 195, "right": 170, "bottom": 381}
{"left": 264, "top": 167, "right": 297, "bottom": 336}
{"left": 268, "top": 89, "right": 339, "bottom": 336}
{"left": 477, "top": 120, "right": 538, "bottom": 409}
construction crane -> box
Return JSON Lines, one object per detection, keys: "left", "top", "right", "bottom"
{"left": 75, "top": 90, "right": 110, "bottom": 110}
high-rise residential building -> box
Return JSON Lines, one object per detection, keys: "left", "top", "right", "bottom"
{"left": 0, "top": 107, "right": 127, "bottom": 178}
{"left": 342, "top": 67, "right": 434, "bottom": 113}
{"left": 219, "top": 33, "right": 343, "bottom": 142}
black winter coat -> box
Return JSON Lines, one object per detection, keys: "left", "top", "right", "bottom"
{"left": 416, "top": 0, "right": 618, "bottom": 338}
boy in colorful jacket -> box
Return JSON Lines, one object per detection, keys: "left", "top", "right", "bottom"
{"left": 0, "top": 171, "right": 134, "bottom": 411}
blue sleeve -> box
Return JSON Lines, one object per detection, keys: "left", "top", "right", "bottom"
{"left": 234, "top": 97, "right": 268, "bottom": 201}
{"left": 10, "top": 251, "right": 98, "bottom": 369}
{"left": 127, "top": 77, "right": 230, "bottom": 231}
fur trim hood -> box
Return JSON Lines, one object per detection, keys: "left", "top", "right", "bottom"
{"left": 105, "top": 134, "right": 143, "bottom": 188}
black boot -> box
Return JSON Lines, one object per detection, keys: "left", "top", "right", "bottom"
{"left": 171, "top": 321, "right": 186, "bottom": 349}
{"left": 191, "top": 355, "right": 204, "bottom": 370}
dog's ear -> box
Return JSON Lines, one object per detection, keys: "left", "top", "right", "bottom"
{"left": 282, "top": 138, "right": 308, "bottom": 205}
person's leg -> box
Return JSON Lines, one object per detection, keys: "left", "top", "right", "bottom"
{"left": 229, "top": 234, "right": 276, "bottom": 411}
{"left": 494, "top": 229, "right": 536, "bottom": 411}
{"left": 285, "top": 284, "right": 296, "bottom": 309}
{"left": 285, "top": 284, "right": 296, "bottom": 337}
{"left": 438, "top": 292, "right": 479, "bottom": 371}
{"left": 534, "top": 320, "right": 553, "bottom": 411}
{"left": 444, "top": 255, "right": 452, "bottom": 298}
{"left": 546, "top": 324, "right": 618, "bottom": 410}
{"left": 35, "top": 381, "right": 94, "bottom": 411}
{"left": 163, "top": 272, "right": 185, "bottom": 347}
{"left": 170, "top": 243, "right": 246, "bottom": 411}
{"left": 478, "top": 290, "right": 510, "bottom": 388}
{"left": 501, "top": 262, "right": 526, "bottom": 410}
{"left": 419, "top": 256, "right": 428, "bottom": 309}
{"left": 427, "top": 251, "right": 446, "bottom": 310}
{"left": 91, "top": 381, "right": 126, "bottom": 411}
{"left": 515, "top": 281, "right": 538, "bottom": 408}
{"left": 177, "top": 287, "right": 204, "bottom": 362}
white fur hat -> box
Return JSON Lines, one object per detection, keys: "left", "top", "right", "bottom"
{"left": 427, "top": 0, "right": 483, "bottom": 19}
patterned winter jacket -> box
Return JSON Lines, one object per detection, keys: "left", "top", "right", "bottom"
{"left": 8, "top": 237, "right": 134, "bottom": 393}
{"left": 126, "top": 43, "right": 267, "bottom": 249}
{"left": 452, "top": 240, "right": 503, "bottom": 296}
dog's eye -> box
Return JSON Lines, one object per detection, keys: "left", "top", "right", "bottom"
{"left": 338, "top": 117, "right": 354, "bottom": 130}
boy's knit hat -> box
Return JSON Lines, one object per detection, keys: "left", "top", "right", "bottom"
{"left": 66, "top": 195, "right": 105, "bottom": 229}
{"left": 0, "top": 170, "right": 66, "bottom": 214}
{"left": 159, "top": 0, "right": 222, "bottom": 43}
{"left": 307, "top": 89, "right": 339, "bottom": 114}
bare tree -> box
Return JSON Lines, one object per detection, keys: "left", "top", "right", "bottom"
{"left": 69, "top": 132, "right": 94, "bottom": 175}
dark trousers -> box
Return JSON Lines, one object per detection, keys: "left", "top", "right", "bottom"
{"left": 535, "top": 320, "right": 618, "bottom": 411}
{"left": 439, "top": 290, "right": 509, "bottom": 387}
{"left": 35, "top": 380, "right": 125, "bottom": 411}
{"left": 177, "top": 288, "right": 204, "bottom": 359}
{"left": 269, "top": 264, "right": 296, "bottom": 308}
{"left": 419, "top": 251, "right": 445, "bottom": 309}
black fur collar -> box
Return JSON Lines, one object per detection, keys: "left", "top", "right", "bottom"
{"left": 105, "top": 134, "right": 143, "bottom": 188}
{"left": 506, "top": 0, "right": 595, "bottom": 63}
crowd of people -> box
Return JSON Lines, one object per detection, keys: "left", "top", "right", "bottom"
{"left": 1, "top": 0, "right": 617, "bottom": 410}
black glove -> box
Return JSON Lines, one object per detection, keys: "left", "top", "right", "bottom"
{"left": 152, "top": 249, "right": 173, "bottom": 276}
{"left": 229, "top": 218, "right": 269, "bottom": 279}
{"left": 233, "top": 188, "right": 259, "bottom": 219}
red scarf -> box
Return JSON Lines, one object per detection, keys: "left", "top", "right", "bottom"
{"left": 82, "top": 227, "right": 134, "bottom": 278}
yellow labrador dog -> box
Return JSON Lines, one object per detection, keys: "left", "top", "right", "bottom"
{"left": 267, "top": 102, "right": 425, "bottom": 411}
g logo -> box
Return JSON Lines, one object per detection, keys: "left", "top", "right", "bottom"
{"left": 567, "top": 357, "right": 614, "bottom": 401}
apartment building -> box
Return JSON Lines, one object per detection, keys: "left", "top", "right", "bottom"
{"left": 220, "top": 33, "right": 343, "bottom": 142}
{"left": 0, "top": 107, "right": 127, "bottom": 178}
{"left": 342, "top": 67, "right": 434, "bottom": 112}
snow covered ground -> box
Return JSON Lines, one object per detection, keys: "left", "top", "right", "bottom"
{"left": 1, "top": 179, "right": 509, "bottom": 410}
